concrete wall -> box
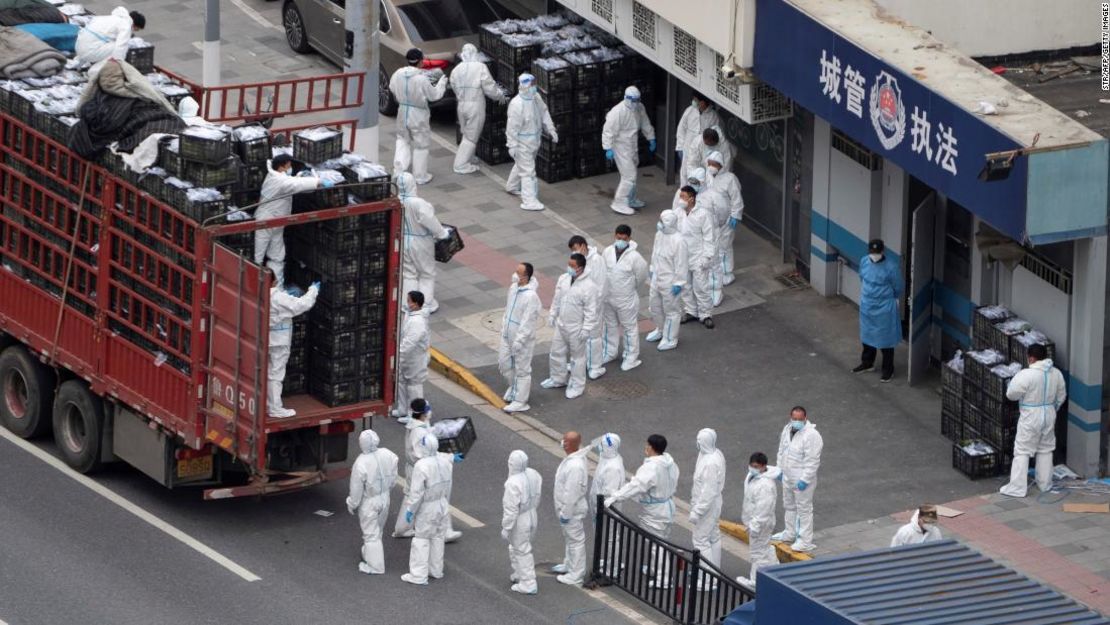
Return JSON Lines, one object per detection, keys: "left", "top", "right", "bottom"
{"left": 875, "top": 0, "right": 1098, "bottom": 57}
{"left": 1009, "top": 265, "right": 1070, "bottom": 368}
{"left": 632, "top": 0, "right": 755, "bottom": 63}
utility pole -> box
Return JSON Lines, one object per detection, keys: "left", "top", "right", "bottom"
{"left": 347, "top": 0, "right": 380, "bottom": 160}
{"left": 202, "top": 0, "right": 220, "bottom": 116}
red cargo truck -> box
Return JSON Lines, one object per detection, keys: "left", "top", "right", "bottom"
{"left": 0, "top": 71, "right": 401, "bottom": 499}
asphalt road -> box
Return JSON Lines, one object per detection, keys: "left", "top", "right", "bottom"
{"left": 0, "top": 381, "right": 651, "bottom": 625}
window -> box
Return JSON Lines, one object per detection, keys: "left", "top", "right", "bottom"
{"left": 396, "top": 0, "right": 501, "bottom": 43}
{"left": 329, "top": 0, "right": 344, "bottom": 6}
{"left": 379, "top": 0, "right": 389, "bottom": 33}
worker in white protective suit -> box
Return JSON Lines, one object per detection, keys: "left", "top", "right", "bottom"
{"left": 389, "top": 48, "right": 448, "bottom": 184}
{"left": 689, "top": 428, "right": 726, "bottom": 574}
{"left": 499, "top": 262, "right": 541, "bottom": 414}
{"left": 705, "top": 150, "right": 744, "bottom": 292}
{"left": 392, "top": 291, "right": 431, "bottom": 419}
{"left": 552, "top": 431, "right": 590, "bottom": 586}
{"left": 75, "top": 7, "right": 144, "bottom": 72}
{"left": 675, "top": 93, "right": 719, "bottom": 173}
{"left": 399, "top": 433, "right": 464, "bottom": 585}
{"left": 675, "top": 179, "right": 717, "bottom": 329}
{"left": 450, "top": 43, "right": 506, "bottom": 175}
{"left": 736, "top": 452, "right": 781, "bottom": 588}
{"left": 890, "top": 505, "right": 943, "bottom": 548}
{"left": 266, "top": 282, "right": 318, "bottom": 418}
{"left": 254, "top": 155, "right": 329, "bottom": 285}
{"left": 397, "top": 172, "right": 451, "bottom": 314}
{"left": 589, "top": 433, "right": 626, "bottom": 577}
{"left": 177, "top": 97, "right": 205, "bottom": 126}
{"left": 772, "top": 406, "right": 824, "bottom": 552}
{"left": 645, "top": 210, "right": 688, "bottom": 352}
{"left": 605, "top": 434, "right": 679, "bottom": 588}
{"left": 505, "top": 73, "right": 558, "bottom": 211}
{"left": 686, "top": 127, "right": 733, "bottom": 182}
{"left": 567, "top": 236, "right": 607, "bottom": 380}
{"left": 600, "top": 225, "right": 648, "bottom": 371}
{"left": 392, "top": 398, "right": 430, "bottom": 537}
{"left": 540, "top": 253, "right": 599, "bottom": 400}
{"left": 502, "top": 449, "right": 542, "bottom": 595}
{"left": 346, "top": 429, "right": 399, "bottom": 574}
{"left": 999, "top": 344, "right": 1066, "bottom": 498}
{"left": 601, "top": 86, "right": 656, "bottom": 215}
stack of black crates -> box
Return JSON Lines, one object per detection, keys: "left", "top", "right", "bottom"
{"left": 943, "top": 305, "right": 1059, "bottom": 479}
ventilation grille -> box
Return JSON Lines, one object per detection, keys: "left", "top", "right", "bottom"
{"left": 673, "top": 27, "right": 697, "bottom": 77}
{"left": 714, "top": 53, "right": 739, "bottom": 105}
{"left": 750, "top": 82, "right": 794, "bottom": 124}
{"left": 632, "top": 2, "right": 656, "bottom": 49}
{"left": 832, "top": 129, "right": 881, "bottom": 170}
{"left": 591, "top": 0, "right": 613, "bottom": 23}
{"left": 1020, "top": 253, "right": 1072, "bottom": 294}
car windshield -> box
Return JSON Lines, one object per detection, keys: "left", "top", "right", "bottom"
{"left": 396, "top": 0, "right": 502, "bottom": 42}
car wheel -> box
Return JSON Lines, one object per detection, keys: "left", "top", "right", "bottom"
{"left": 283, "top": 2, "right": 313, "bottom": 54}
{"left": 52, "top": 380, "right": 104, "bottom": 474}
{"left": 379, "top": 65, "right": 398, "bottom": 117}
{"left": 0, "top": 345, "right": 54, "bottom": 439}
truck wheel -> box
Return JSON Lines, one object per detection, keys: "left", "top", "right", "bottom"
{"left": 379, "top": 65, "right": 398, "bottom": 116}
{"left": 283, "top": 2, "right": 313, "bottom": 54}
{"left": 0, "top": 345, "right": 55, "bottom": 439}
{"left": 52, "top": 380, "right": 104, "bottom": 473}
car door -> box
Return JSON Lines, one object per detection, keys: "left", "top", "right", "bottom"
{"left": 312, "top": 0, "right": 346, "bottom": 65}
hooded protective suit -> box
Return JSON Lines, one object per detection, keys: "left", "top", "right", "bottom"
{"left": 347, "top": 430, "right": 399, "bottom": 574}
{"left": 553, "top": 445, "right": 590, "bottom": 585}
{"left": 505, "top": 74, "right": 557, "bottom": 211}
{"left": 254, "top": 161, "right": 320, "bottom": 285}
{"left": 389, "top": 64, "right": 448, "bottom": 184}
{"left": 177, "top": 97, "right": 205, "bottom": 126}
{"left": 502, "top": 450, "right": 542, "bottom": 594}
{"left": 675, "top": 174, "right": 717, "bottom": 321}
{"left": 1000, "top": 358, "right": 1066, "bottom": 498}
{"left": 646, "top": 210, "right": 688, "bottom": 350}
{"left": 401, "top": 433, "right": 454, "bottom": 584}
{"left": 499, "top": 275, "right": 541, "bottom": 410}
{"left": 580, "top": 245, "right": 608, "bottom": 380}
{"left": 590, "top": 434, "right": 626, "bottom": 575}
{"left": 392, "top": 416, "right": 431, "bottom": 536}
{"left": 858, "top": 254, "right": 903, "bottom": 349}
{"left": 741, "top": 465, "right": 781, "bottom": 585}
{"left": 775, "top": 420, "right": 823, "bottom": 551}
{"left": 267, "top": 283, "right": 319, "bottom": 417}
{"left": 76, "top": 7, "right": 133, "bottom": 68}
{"left": 686, "top": 128, "right": 733, "bottom": 181}
{"left": 393, "top": 306, "right": 430, "bottom": 417}
{"left": 689, "top": 429, "right": 726, "bottom": 569}
{"left": 607, "top": 451, "right": 679, "bottom": 587}
{"left": 675, "top": 100, "right": 720, "bottom": 171}
{"left": 450, "top": 43, "right": 504, "bottom": 174}
{"left": 398, "top": 173, "right": 450, "bottom": 313}
{"left": 890, "top": 508, "right": 943, "bottom": 547}
{"left": 705, "top": 151, "right": 744, "bottom": 289}
{"left": 544, "top": 268, "right": 600, "bottom": 399}
{"left": 601, "top": 87, "right": 656, "bottom": 214}
{"left": 599, "top": 240, "right": 648, "bottom": 370}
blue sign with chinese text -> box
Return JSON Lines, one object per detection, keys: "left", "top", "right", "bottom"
{"left": 754, "top": 0, "right": 1028, "bottom": 241}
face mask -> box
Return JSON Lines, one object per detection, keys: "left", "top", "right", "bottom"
{"left": 677, "top": 200, "right": 689, "bottom": 210}
{"left": 708, "top": 165, "right": 721, "bottom": 175}
{"left": 791, "top": 420, "right": 805, "bottom": 431}
{"left": 566, "top": 266, "right": 577, "bottom": 277}
{"left": 869, "top": 252, "right": 883, "bottom": 263}
{"left": 614, "top": 239, "right": 628, "bottom": 250}
{"left": 748, "top": 467, "right": 760, "bottom": 478}
{"left": 625, "top": 98, "right": 638, "bottom": 109}
{"left": 656, "top": 222, "right": 664, "bottom": 232}
{"left": 691, "top": 98, "right": 698, "bottom": 108}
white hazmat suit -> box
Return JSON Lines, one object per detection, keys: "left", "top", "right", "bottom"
{"left": 177, "top": 97, "right": 205, "bottom": 126}
{"left": 774, "top": 421, "right": 824, "bottom": 552}
{"left": 890, "top": 509, "right": 943, "bottom": 548}
{"left": 606, "top": 451, "right": 680, "bottom": 587}
{"left": 393, "top": 306, "right": 430, "bottom": 418}
{"left": 740, "top": 465, "right": 781, "bottom": 586}
{"left": 543, "top": 268, "right": 600, "bottom": 399}
{"left": 499, "top": 275, "right": 541, "bottom": 412}
{"left": 689, "top": 429, "right": 726, "bottom": 570}
{"left": 398, "top": 172, "right": 450, "bottom": 313}
{"left": 254, "top": 162, "right": 320, "bottom": 285}
{"left": 450, "top": 43, "right": 504, "bottom": 174}
{"left": 580, "top": 245, "right": 608, "bottom": 380}
{"left": 706, "top": 151, "right": 745, "bottom": 290}
{"left": 347, "top": 430, "right": 399, "bottom": 574}
{"left": 389, "top": 65, "right": 448, "bottom": 184}
{"left": 686, "top": 128, "right": 734, "bottom": 181}
{"left": 400, "top": 433, "right": 455, "bottom": 585}
{"left": 675, "top": 100, "right": 720, "bottom": 172}
{"left": 553, "top": 445, "right": 591, "bottom": 585}
{"left": 646, "top": 210, "right": 688, "bottom": 351}
{"left": 999, "top": 358, "right": 1066, "bottom": 498}
{"left": 601, "top": 87, "right": 656, "bottom": 215}
{"left": 502, "top": 450, "right": 542, "bottom": 594}
{"left": 600, "top": 240, "right": 648, "bottom": 370}
{"left": 505, "top": 74, "right": 558, "bottom": 211}
{"left": 590, "top": 434, "right": 626, "bottom": 576}
{"left": 75, "top": 7, "right": 133, "bottom": 69}
{"left": 676, "top": 178, "right": 717, "bottom": 321}
{"left": 392, "top": 416, "right": 430, "bottom": 537}
{"left": 267, "top": 283, "right": 318, "bottom": 418}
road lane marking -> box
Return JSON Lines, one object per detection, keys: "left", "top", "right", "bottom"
{"left": 395, "top": 477, "right": 485, "bottom": 528}
{"left": 0, "top": 428, "right": 261, "bottom": 582}
{"left": 229, "top": 0, "right": 283, "bottom": 31}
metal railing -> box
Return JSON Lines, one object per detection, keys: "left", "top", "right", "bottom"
{"left": 590, "top": 495, "right": 754, "bottom": 625}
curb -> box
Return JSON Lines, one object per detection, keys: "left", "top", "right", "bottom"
{"left": 428, "top": 347, "right": 506, "bottom": 410}
{"left": 718, "top": 519, "right": 813, "bottom": 563}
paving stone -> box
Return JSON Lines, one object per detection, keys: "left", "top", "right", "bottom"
{"left": 1052, "top": 543, "right": 1091, "bottom": 557}
{"left": 1065, "top": 516, "right": 1100, "bottom": 530}
{"left": 995, "top": 498, "right": 1030, "bottom": 511}
{"left": 1004, "top": 518, "right": 1035, "bottom": 531}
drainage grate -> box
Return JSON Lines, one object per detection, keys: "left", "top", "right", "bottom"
{"left": 587, "top": 379, "right": 651, "bottom": 400}
{"left": 776, "top": 271, "right": 808, "bottom": 290}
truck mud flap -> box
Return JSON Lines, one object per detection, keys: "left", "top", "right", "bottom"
{"left": 203, "top": 465, "right": 351, "bottom": 500}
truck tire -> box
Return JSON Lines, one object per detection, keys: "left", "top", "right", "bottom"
{"left": 379, "top": 65, "right": 397, "bottom": 116}
{"left": 52, "top": 380, "right": 104, "bottom": 474}
{"left": 0, "top": 345, "right": 55, "bottom": 439}
{"left": 283, "top": 2, "right": 313, "bottom": 54}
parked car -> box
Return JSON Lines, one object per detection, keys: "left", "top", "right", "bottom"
{"left": 281, "top": 0, "right": 521, "bottom": 115}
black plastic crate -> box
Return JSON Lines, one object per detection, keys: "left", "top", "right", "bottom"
{"left": 564, "top": 54, "right": 601, "bottom": 88}
{"left": 600, "top": 56, "right": 629, "bottom": 84}
{"left": 316, "top": 279, "right": 360, "bottom": 307}
{"left": 308, "top": 347, "right": 381, "bottom": 380}
{"left": 572, "top": 87, "right": 602, "bottom": 111}
{"left": 496, "top": 35, "right": 540, "bottom": 68}
{"left": 537, "top": 156, "right": 572, "bottom": 183}
{"left": 308, "top": 375, "right": 360, "bottom": 407}
{"left": 360, "top": 226, "right": 388, "bottom": 250}
{"left": 311, "top": 249, "right": 361, "bottom": 281}
{"left": 941, "top": 387, "right": 962, "bottom": 416}
{"left": 477, "top": 138, "right": 511, "bottom": 165}
{"left": 341, "top": 167, "right": 390, "bottom": 201}
{"left": 319, "top": 213, "right": 365, "bottom": 233}
{"left": 158, "top": 138, "right": 185, "bottom": 178}
{"left": 572, "top": 108, "right": 601, "bottom": 134}
{"left": 573, "top": 153, "right": 607, "bottom": 178}
{"left": 550, "top": 113, "right": 573, "bottom": 139}
{"left": 952, "top": 441, "right": 1002, "bottom": 479}
{"left": 963, "top": 350, "right": 1005, "bottom": 390}
{"left": 494, "top": 60, "right": 518, "bottom": 87}
{"left": 487, "top": 95, "right": 509, "bottom": 122}
{"left": 977, "top": 417, "right": 1017, "bottom": 454}
{"left": 941, "top": 408, "right": 963, "bottom": 443}
{"left": 308, "top": 186, "right": 347, "bottom": 209}
{"left": 282, "top": 371, "right": 306, "bottom": 396}
{"left": 179, "top": 128, "right": 232, "bottom": 165}
{"left": 233, "top": 126, "right": 271, "bottom": 164}
{"left": 361, "top": 298, "right": 387, "bottom": 326}
{"left": 538, "top": 136, "right": 572, "bottom": 161}
{"left": 434, "top": 224, "right": 464, "bottom": 263}
{"left": 125, "top": 45, "right": 155, "bottom": 74}
{"left": 292, "top": 127, "right": 343, "bottom": 164}
{"left": 180, "top": 197, "right": 228, "bottom": 222}
{"left": 359, "top": 378, "right": 383, "bottom": 401}
{"left": 309, "top": 328, "right": 364, "bottom": 358}
{"left": 309, "top": 302, "right": 364, "bottom": 332}
{"left": 972, "top": 305, "right": 1013, "bottom": 349}
{"left": 941, "top": 360, "right": 963, "bottom": 393}
{"left": 435, "top": 417, "right": 477, "bottom": 455}
{"left": 533, "top": 59, "right": 573, "bottom": 93}
{"left": 230, "top": 190, "right": 259, "bottom": 209}
{"left": 479, "top": 118, "right": 508, "bottom": 142}
{"left": 359, "top": 278, "right": 386, "bottom": 303}
{"left": 237, "top": 162, "right": 266, "bottom": 192}
{"left": 183, "top": 155, "right": 240, "bottom": 188}
{"left": 989, "top": 318, "right": 1031, "bottom": 360}
{"left": 479, "top": 23, "right": 502, "bottom": 55}
{"left": 982, "top": 366, "right": 1019, "bottom": 401}
{"left": 361, "top": 249, "right": 387, "bottom": 275}
{"left": 307, "top": 227, "right": 361, "bottom": 256}
{"left": 542, "top": 89, "right": 573, "bottom": 117}
{"left": 1010, "top": 332, "right": 1055, "bottom": 367}
{"left": 602, "top": 82, "right": 626, "bottom": 106}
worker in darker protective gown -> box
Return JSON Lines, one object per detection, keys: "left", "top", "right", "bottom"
{"left": 852, "top": 239, "right": 903, "bottom": 383}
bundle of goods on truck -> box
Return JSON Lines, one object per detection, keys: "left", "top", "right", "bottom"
{"left": 473, "top": 12, "right": 657, "bottom": 181}
{"left": 941, "top": 304, "right": 1059, "bottom": 479}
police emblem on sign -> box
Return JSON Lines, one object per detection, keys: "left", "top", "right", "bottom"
{"left": 869, "top": 71, "right": 906, "bottom": 150}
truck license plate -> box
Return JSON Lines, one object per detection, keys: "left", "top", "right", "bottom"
{"left": 177, "top": 455, "right": 213, "bottom": 480}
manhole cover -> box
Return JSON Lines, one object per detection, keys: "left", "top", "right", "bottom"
{"left": 776, "top": 271, "right": 807, "bottom": 290}
{"left": 586, "top": 379, "right": 651, "bottom": 400}
{"left": 479, "top": 310, "right": 503, "bottom": 334}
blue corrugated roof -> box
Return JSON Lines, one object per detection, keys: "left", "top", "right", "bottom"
{"left": 761, "top": 540, "right": 1110, "bottom": 624}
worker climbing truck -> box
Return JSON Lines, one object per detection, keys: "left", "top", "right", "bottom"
{"left": 0, "top": 69, "right": 402, "bottom": 499}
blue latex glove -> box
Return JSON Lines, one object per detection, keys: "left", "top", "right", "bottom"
{"left": 320, "top": 179, "right": 335, "bottom": 188}
{"left": 405, "top": 510, "right": 414, "bottom": 524}
{"left": 670, "top": 285, "right": 682, "bottom": 296}
{"left": 797, "top": 480, "right": 809, "bottom": 491}
{"left": 728, "top": 216, "right": 738, "bottom": 230}
{"left": 605, "top": 149, "right": 615, "bottom": 161}
{"left": 453, "top": 452, "right": 465, "bottom": 463}
{"left": 310, "top": 280, "right": 321, "bottom": 290}
{"left": 648, "top": 139, "right": 656, "bottom": 153}
{"left": 559, "top": 516, "right": 570, "bottom": 525}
